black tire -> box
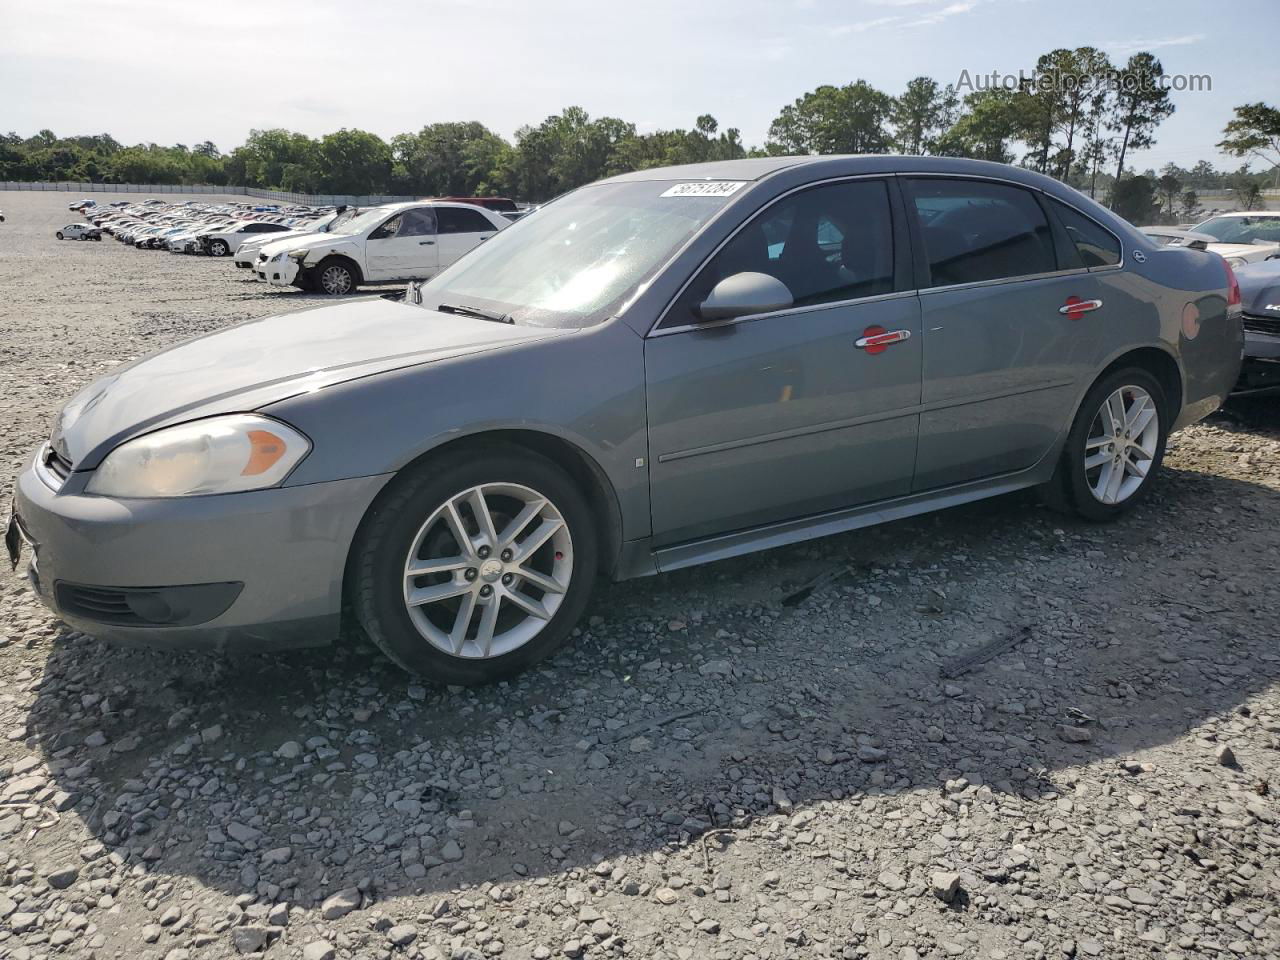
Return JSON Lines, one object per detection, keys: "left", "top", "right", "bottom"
{"left": 56, "top": 232, "right": 63, "bottom": 240}
{"left": 1041, "top": 367, "right": 1168, "bottom": 521}
{"left": 350, "top": 447, "right": 599, "bottom": 684}
{"left": 209, "top": 239, "right": 229, "bottom": 257}
{"left": 314, "top": 257, "right": 358, "bottom": 295}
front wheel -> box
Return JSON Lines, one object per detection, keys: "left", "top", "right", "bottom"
{"left": 350, "top": 449, "right": 598, "bottom": 683}
{"left": 315, "top": 258, "right": 357, "bottom": 295}
{"left": 56, "top": 232, "right": 63, "bottom": 240}
{"left": 1043, "top": 367, "right": 1168, "bottom": 521}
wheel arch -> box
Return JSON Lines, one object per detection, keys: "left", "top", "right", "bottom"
{"left": 341, "top": 429, "right": 625, "bottom": 610}
{"left": 1094, "top": 345, "right": 1184, "bottom": 422}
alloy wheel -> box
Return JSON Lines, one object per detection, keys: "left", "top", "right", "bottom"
{"left": 402, "top": 482, "right": 573, "bottom": 659}
{"left": 320, "top": 265, "right": 352, "bottom": 295}
{"left": 1084, "top": 385, "right": 1160, "bottom": 505}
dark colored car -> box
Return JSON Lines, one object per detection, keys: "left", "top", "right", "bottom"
{"left": 8, "top": 156, "right": 1243, "bottom": 684}
{"left": 1234, "top": 258, "right": 1280, "bottom": 395}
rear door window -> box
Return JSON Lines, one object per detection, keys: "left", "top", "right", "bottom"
{"left": 437, "top": 207, "right": 498, "bottom": 234}
{"left": 906, "top": 179, "right": 1056, "bottom": 286}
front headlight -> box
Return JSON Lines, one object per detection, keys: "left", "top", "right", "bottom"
{"left": 85, "top": 414, "right": 311, "bottom": 498}
{"left": 287, "top": 249, "right": 311, "bottom": 263}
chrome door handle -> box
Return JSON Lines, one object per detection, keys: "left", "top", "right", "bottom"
{"left": 1059, "top": 298, "right": 1103, "bottom": 316}
{"left": 855, "top": 329, "right": 912, "bottom": 350}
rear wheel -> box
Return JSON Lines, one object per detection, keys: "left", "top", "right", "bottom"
{"left": 350, "top": 448, "right": 598, "bottom": 683}
{"left": 1043, "top": 367, "right": 1168, "bottom": 521}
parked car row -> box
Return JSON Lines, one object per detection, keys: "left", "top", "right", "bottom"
{"left": 70, "top": 198, "right": 325, "bottom": 253}
{"left": 63, "top": 195, "right": 526, "bottom": 296}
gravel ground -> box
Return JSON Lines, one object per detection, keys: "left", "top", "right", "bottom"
{"left": 2, "top": 188, "right": 1280, "bottom": 960}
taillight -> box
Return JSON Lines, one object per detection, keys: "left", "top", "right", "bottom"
{"left": 1223, "top": 259, "right": 1242, "bottom": 310}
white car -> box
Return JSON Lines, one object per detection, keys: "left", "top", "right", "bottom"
{"left": 200, "top": 221, "right": 296, "bottom": 257}
{"left": 255, "top": 201, "right": 508, "bottom": 294}
{"left": 68, "top": 199, "right": 96, "bottom": 212}
{"left": 56, "top": 223, "right": 101, "bottom": 241}
{"left": 233, "top": 212, "right": 348, "bottom": 268}
{"left": 1187, "top": 211, "right": 1280, "bottom": 267}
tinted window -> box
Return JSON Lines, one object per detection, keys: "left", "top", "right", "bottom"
{"left": 436, "top": 207, "right": 497, "bottom": 234}
{"left": 398, "top": 208, "right": 437, "bottom": 237}
{"left": 1049, "top": 198, "right": 1121, "bottom": 267}
{"left": 908, "top": 179, "right": 1055, "bottom": 286}
{"left": 668, "top": 179, "right": 895, "bottom": 326}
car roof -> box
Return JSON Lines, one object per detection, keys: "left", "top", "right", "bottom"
{"left": 598, "top": 154, "right": 1087, "bottom": 189}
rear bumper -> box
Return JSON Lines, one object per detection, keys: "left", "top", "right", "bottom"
{"left": 11, "top": 454, "right": 391, "bottom": 651}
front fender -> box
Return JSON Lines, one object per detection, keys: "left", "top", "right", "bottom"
{"left": 261, "top": 320, "right": 652, "bottom": 540}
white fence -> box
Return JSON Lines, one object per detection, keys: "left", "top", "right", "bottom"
{"left": 0, "top": 181, "right": 417, "bottom": 207}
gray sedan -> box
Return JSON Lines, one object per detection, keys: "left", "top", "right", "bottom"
{"left": 8, "top": 156, "right": 1243, "bottom": 684}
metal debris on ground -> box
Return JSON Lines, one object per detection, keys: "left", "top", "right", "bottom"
{"left": 940, "top": 625, "right": 1032, "bottom": 679}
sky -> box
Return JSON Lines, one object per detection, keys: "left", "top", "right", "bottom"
{"left": 2, "top": 0, "right": 1277, "bottom": 173}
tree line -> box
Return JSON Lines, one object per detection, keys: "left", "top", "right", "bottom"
{"left": 3, "top": 45, "right": 1278, "bottom": 224}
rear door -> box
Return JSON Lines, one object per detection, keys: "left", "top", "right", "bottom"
{"left": 905, "top": 177, "right": 1107, "bottom": 490}
{"left": 645, "top": 178, "right": 922, "bottom": 546}
{"left": 435, "top": 206, "right": 501, "bottom": 268}
{"left": 365, "top": 208, "right": 439, "bottom": 281}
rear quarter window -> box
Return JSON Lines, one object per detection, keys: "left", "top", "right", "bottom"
{"left": 1048, "top": 198, "right": 1122, "bottom": 268}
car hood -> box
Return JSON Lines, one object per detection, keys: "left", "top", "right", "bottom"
{"left": 51, "top": 298, "right": 573, "bottom": 470}
{"left": 257, "top": 231, "right": 360, "bottom": 258}
{"left": 239, "top": 228, "right": 310, "bottom": 251}
{"left": 1236, "top": 261, "right": 1280, "bottom": 318}
{"left": 1207, "top": 241, "right": 1280, "bottom": 260}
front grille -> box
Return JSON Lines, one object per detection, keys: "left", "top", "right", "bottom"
{"left": 1242, "top": 312, "right": 1280, "bottom": 338}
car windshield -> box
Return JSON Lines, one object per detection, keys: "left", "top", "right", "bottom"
{"left": 415, "top": 180, "right": 738, "bottom": 328}
{"left": 1193, "top": 216, "right": 1280, "bottom": 244}
{"left": 330, "top": 206, "right": 392, "bottom": 236}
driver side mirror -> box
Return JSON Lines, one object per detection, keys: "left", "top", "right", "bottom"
{"left": 697, "top": 272, "right": 793, "bottom": 322}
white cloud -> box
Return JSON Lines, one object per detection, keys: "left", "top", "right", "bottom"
{"left": 1105, "top": 34, "right": 1206, "bottom": 56}
{"left": 833, "top": 16, "right": 903, "bottom": 34}
{"left": 905, "top": 1, "right": 980, "bottom": 27}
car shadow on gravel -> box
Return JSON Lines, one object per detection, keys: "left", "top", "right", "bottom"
{"left": 17, "top": 465, "right": 1280, "bottom": 909}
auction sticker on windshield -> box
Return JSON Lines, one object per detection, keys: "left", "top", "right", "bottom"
{"left": 660, "top": 181, "right": 747, "bottom": 198}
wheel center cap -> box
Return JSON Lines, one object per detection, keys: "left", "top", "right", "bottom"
{"left": 479, "top": 559, "right": 504, "bottom": 583}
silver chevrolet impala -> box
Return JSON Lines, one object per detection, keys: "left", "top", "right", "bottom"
{"left": 8, "top": 156, "right": 1244, "bottom": 684}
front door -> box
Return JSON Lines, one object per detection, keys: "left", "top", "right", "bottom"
{"left": 365, "top": 208, "right": 439, "bottom": 281}
{"left": 903, "top": 177, "right": 1104, "bottom": 491}
{"left": 645, "top": 178, "right": 922, "bottom": 546}
{"left": 434, "top": 206, "right": 501, "bottom": 269}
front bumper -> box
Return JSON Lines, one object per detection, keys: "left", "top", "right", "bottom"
{"left": 11, "top": 452, "right": 391, "bottom": 651}
{"left": 260, "top": 256, "right": 301, "bottom": 286}
{"left": 1235, "top": 331, "right": 1280, "bottom": 395}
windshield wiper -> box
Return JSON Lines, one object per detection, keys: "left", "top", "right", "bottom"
{"left": 436, "top": 302, "right": 513, "bottom": 324}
